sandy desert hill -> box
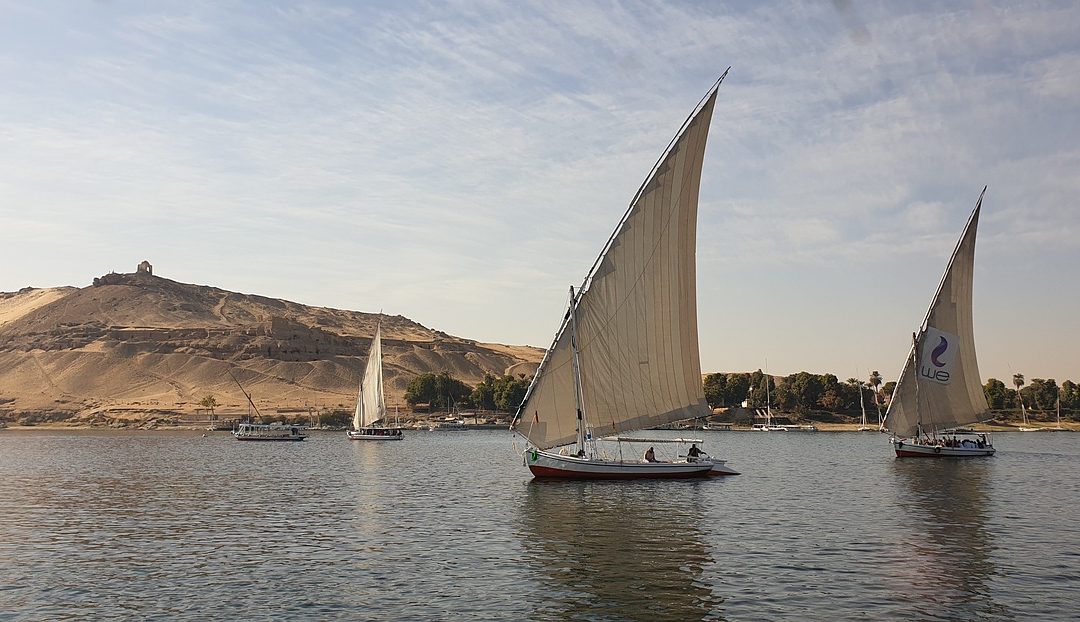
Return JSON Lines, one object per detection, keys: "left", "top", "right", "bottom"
{"left": 0, "top": 265, "right": 542, "bottom": 425}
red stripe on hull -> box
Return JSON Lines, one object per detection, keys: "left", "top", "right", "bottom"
{"left": 895, "top": 449, "right": 944, "bottom": 457}
{"left": 528, "top": 464, "right": 711, "bottom": 480}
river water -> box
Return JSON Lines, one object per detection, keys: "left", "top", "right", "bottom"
{"left": 0, "top": 429, "right": 1077, "bottom": 621}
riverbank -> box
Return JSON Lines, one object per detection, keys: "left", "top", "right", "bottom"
{"left": 6, "top": 421, "right": 1077, "bottom": 432}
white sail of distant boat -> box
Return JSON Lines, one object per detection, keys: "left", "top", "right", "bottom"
{"left": 1027, "top": 395, "right": 1069, "bottom": 432}
{"left": 1017, "top": 393, "right": 1040, "bottom": 431}
{"left": 881, "top": 188, "right": 994, "bottom": 457}
{"left": 510, "top": 72, "right": 738, "bottom": 479}
{"left": 1049, "top": 396, "right": 1066, "bottom": 431}
{"left": 858, "top": 382, "right": 873, "bottom": 431}
{"left": 348, "top": 322, "right": 403, "bottom": 441}
{"left": 751, "top": 367, "right": 785, "bottom": 431}
{"left": 750, "top": 367, "right": 815, "bottom": 432}
{"left": 764, "top": 373, "right": 783, "bottom": 430}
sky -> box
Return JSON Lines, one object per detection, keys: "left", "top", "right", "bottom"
{"left": 2, "top": 0, "right": 1078, "bottom": 387}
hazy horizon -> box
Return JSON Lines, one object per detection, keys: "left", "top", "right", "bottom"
{"left": 2, "top": 1, "right": 1078, "bottom": 386}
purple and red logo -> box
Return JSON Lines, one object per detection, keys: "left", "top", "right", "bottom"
{"left": 920, "top": 327, "right": 959, "bottom": 384}
{"left": 930, "top": 336, "right": 949, "bottom": 368}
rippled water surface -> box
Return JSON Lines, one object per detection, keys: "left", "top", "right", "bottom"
{"left": 1, "top": 429, "right": 1078, "bottom": 621}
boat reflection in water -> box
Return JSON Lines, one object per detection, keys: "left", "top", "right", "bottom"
{"left": 518, "top": 481, "right": 724, "bottom": 622}
{"left": 888, "top": 460, "right": 1011, "bottom": 621}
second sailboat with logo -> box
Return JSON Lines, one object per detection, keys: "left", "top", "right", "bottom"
{"left": 881, "top": 188, "right": 995, "bottom": 457}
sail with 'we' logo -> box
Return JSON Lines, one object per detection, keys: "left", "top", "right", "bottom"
{"left": 882, "top": 188, "right": 995, "bottom": 457}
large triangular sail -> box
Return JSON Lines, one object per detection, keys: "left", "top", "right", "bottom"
{"left": 512, "top": 78, "right": 723, "bottom": 451}
{"left": 354, "top": 323, "right": 386, "bottom": 429}
{"left": 883, "top": 189, "right": 989, "bottom": 438}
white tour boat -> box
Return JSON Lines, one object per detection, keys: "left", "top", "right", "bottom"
{"left": 511, "top": 72, "right": 738, "bottom": 480}
{"left": 430, "top": 417, "right": 467, "bottom": 431}
{"left": 233, "top": 422, "right": 308, "bottom": 441}
{"left": 881, "top": 188, "right": 995, "bottom": 457}
{"left": 228, "top": 369, "right": 308, "bottom": 441}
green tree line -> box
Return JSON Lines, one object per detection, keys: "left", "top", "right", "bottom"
{"left": 404, "top": 371, "right": 531, "bottom": 412}
{"left": 704, "top": 370, "right": 1079, "bottom": 418}
{"left": 983, "top": 375, "right": 1079, "bottom": 412}
{"left": 704, "top": 370, "right": 883, "bottom": 415}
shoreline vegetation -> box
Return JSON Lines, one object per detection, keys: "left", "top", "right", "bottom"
{"left": 3, "top": 413, "right": 1077, "bottom": 433}
{"left": 2, "top": 369, "right": 1077, "bottom": 433}
{"left": 6, "top": 423, "right": 1078, "bottom": 432}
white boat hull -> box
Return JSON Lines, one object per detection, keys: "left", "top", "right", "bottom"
{"left": 525, "top": 449, "right": 719, "bottom": 479}
{"left": 347, "top": 428, "right": 403, "bottom": 441}
{"left": 752, "top": 424, "right": 816, "bottom": 432}
{"left": 697, "top": 457, "right": 740, "bottom": 476}
{"left": 892, "top": 438, "right": 994, "bottom": 457}
{"left": 233, "top": 425, "right": 308, "bottom": 441}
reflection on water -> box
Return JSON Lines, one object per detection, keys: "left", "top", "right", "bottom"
{"left": 3, "top": 430, "right": 1079, "bottom": 619}
{"left": 889, "top": 460, "right": 1013, "bottom": 621}
{"left": 519, "top": 481, "right": 724, "bottom": 622}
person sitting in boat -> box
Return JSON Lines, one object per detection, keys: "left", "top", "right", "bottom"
{"left": 687, "top": 444, "right": 703, "bottom": 462}
{"left": 644, "top": 446, "right": 657, "bottom": 462}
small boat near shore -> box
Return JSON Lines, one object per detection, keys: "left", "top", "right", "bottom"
{"left": 1021, "top": 397, "right": 1070, "bottom": 432}
{"left": 430, "top": 417, "right": 467, "bottom": 431}
{"left": 1017, "top": 386, "right": 1040, "bottom": 431}
{"left": 857, "top": 381, "right": 874, "bottom": 431}
{"left": 233, "top": 422, "right": 308, "bottom": 441}
{"left": 228, "top": 370, "right": 308, "bottom": 441}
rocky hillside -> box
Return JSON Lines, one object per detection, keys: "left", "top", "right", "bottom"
{"left": 0, "top": 268, "right": 542, "bottom": 425}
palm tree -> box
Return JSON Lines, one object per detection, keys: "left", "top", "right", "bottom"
{"left": 199, "top": 394, "right": 218, "bottom": 416}
{"left": 1013, "top": 373, "right": 1026, "bottom": 423}
{"left": 868, "top": 370, "right": 883, "bottom": 424}
{"left": 199, "top": 395, "right": 219, "bottom": 426}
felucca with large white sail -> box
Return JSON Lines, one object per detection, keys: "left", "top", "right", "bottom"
{"left": 881, "top": 188, "right": 994, "bottom": 457}
{"left": 348, "top": 322, "right": 403, "bottom": 441}
{"left": 510, "top": 74, "right": 738, "bottom": 479}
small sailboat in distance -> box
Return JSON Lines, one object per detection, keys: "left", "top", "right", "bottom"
{"left": 510, "top": 72, "right": 738, "bottom": 479}
{"left": 881, "top": 188, "right": 994, "bottom": 457}
{"left": 1048, "top": 396, "right": 1067, "bottom": 431}
{"left": 348, "top": 322, "right": 403, "bottom": 441}
{"left": 857, "top": 381, "right": 874, "bottom": 431}
{"left": 1017, "top": 397, "right": 1041, "bottom": 431}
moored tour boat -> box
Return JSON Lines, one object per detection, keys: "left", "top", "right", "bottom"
{"left": 234, "top": 422, "right": 308, "bottom": 441}
{"left": 347, "top": 322, "right": 404, "bottom": 441}
{"left": 510, "top": 72, "right": 738, "bottom": 480}
{"left": 430, "top": 417, "right": 467, "bottom": 431}
{"left": 881, "top": 188, "right": 994, "bottom": 457}
{"left": 228, "top": 370, "right": 308, "bottom": 441}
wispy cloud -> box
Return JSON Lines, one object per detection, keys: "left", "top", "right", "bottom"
{"left": 1, "top": 0, "right": 1078, "bottom": 381}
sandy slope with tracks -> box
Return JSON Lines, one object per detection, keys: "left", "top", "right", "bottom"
{"left": 0, "top": 271, "right": 541, "bottom": 424}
